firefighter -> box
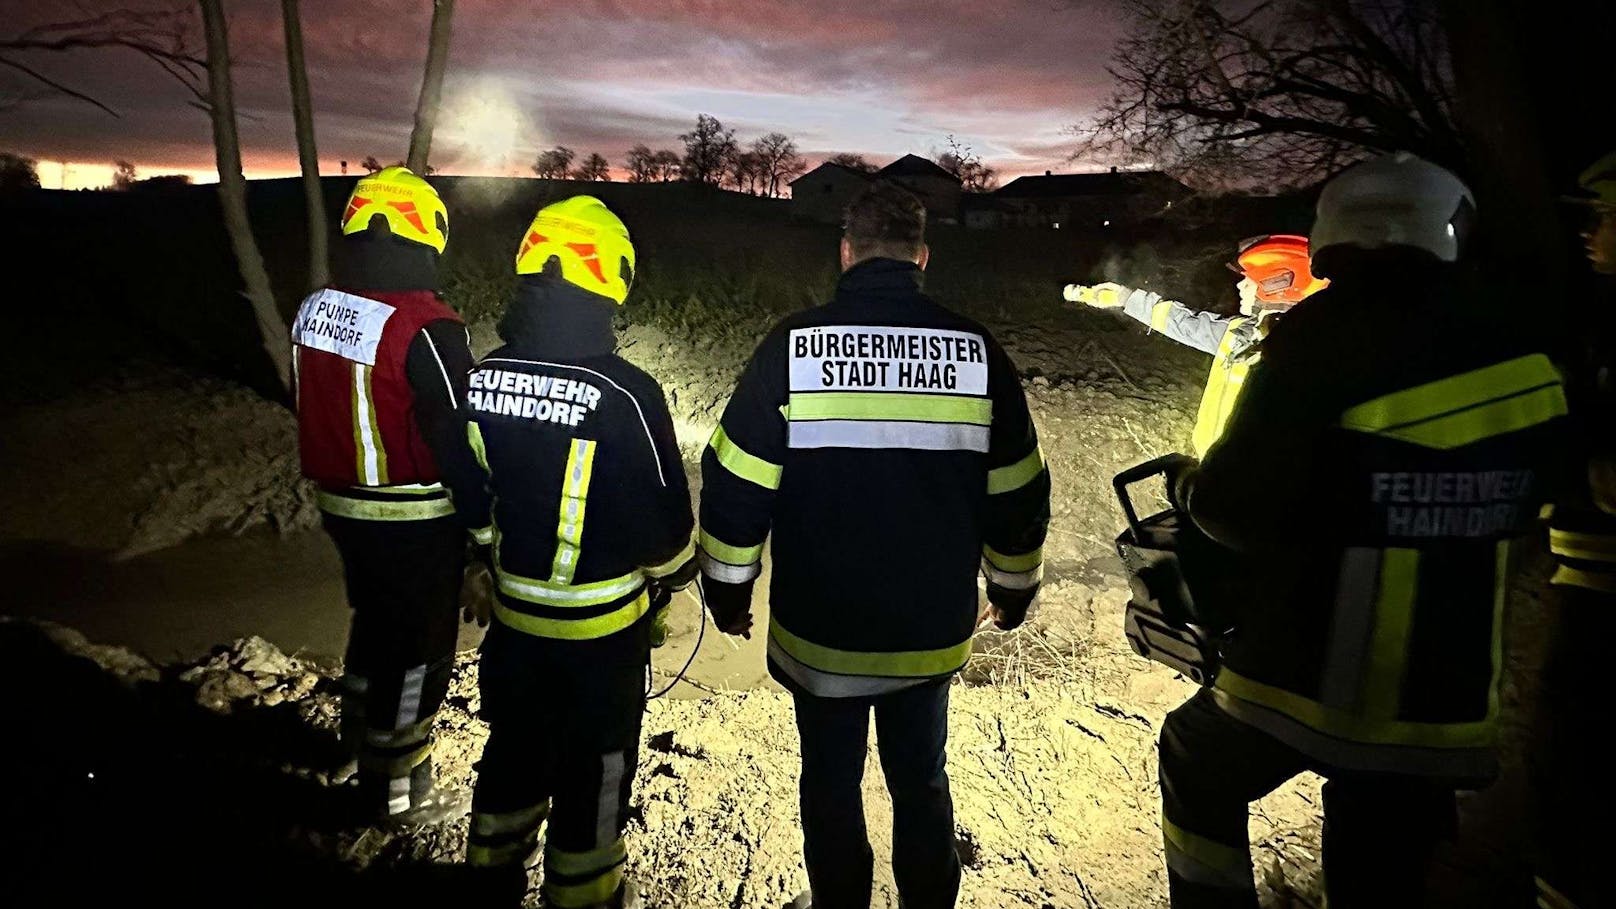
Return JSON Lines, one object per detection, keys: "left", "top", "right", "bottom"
{"left": 448, "top": 196, "right": 695, "bottom": 908}
{"left": 1156, "top": 154, "right": 1569, "bottom": 908}
{"left": 1065, "top": 234, "right": 1327, "bottom": 457}
{"left": 697, "top": 182, "right": 1051, "bottom": 909}
{"left": 1534, "top": 149, "right": 1616, "bottom": 909}
{"left": 292, "top": 165, "right": 481, "bottom": 825}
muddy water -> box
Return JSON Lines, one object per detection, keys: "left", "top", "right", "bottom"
{"left": 2, "top": 526, "right": 777, "bottom": 696}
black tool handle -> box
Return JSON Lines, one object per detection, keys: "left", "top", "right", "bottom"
{"left": 1113, "top": 454, "right": 1190, "bottom": 537}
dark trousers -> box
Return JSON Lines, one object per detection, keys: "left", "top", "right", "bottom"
{"left": 1530, "top": 586, "right": 1614, "bottom": 909}
{"left": 792, "top": 678, "right": 961, "bottom": 909}
{"left": 323, "top": 512, "right": 465, "bottom": 815}
{"left": 1160, "top": 690, "right": 1457, "bottom": 909}
{"left": 468, "top": 619, "right": 649, "bottom": 908}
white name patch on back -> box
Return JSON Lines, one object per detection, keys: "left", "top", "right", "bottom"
{"left": 788, "top": 325, "right": 988, "bottom": 394}
{"left": 291, "top": 289, "right": 396, "bottom": 366}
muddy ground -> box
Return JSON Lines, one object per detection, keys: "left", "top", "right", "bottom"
{"left": 0, "top": 298, "right": 1549, "bottom": 907}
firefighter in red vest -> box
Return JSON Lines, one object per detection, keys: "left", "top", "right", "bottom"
{"left": 292, "top": 166, "right": 481, "bottom": 825}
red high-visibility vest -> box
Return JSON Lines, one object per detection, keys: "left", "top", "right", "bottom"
{"left": 292, "top": 286, "right": 461, "bottom": 488}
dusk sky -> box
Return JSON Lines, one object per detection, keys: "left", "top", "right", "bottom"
{"left": 2, "top": 0, "right": 1126, "bottom": 189}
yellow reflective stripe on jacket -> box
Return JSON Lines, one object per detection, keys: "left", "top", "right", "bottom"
{"left": 1361, "top": 548, "right": 1418, "bottom": 719}
{"left": 494, "top": 591, "right": 650, "bottom": 641}
{"left": 984, "top": 544, "right": 1042, "bottom": 573}
{"left": 1150, "top": 300, "right": 1175, "bottom": 332}
{"left": 1213, "top": 666, "right": 1494, "bottom": 749}
{"left": 551, "top": 438, "right": 598, "bottom": 584}
{"left": 644, "top": 538, "right": 696, "bottom": 578}
{"left": 1341, "top": 354, "right": 1566, "bottom": 449}
{"left": 698, "top": 527, "right": 763, "bottom": 567}
{"left": 497, "top": 567, "right": 645, "bottom": 607}
{"left": 787, "top": 391, "right": 992, "bottom": 425}
{"left": 471, "top": 525, "right": 495, "bottom": 545}
{"left": 769, "top": 617, "right": 972, "bottom": 679}
{"left": 709, "top": 424, "right": 782, "bottom": 490}
{"left": 467, "top": 421, "right": 491, "bottom": 471}
{"left": 1549, "top": 528, "right": 1616, "bottom": 563}
{"left": 1191, "top": 317, "right": 1254, "bottom": 458}
{"left": 546, "top": 838, "right": 628, "bottom": 876}
{"left": 316, "top": 491, "right": 455, "bottom": 521}
{"left": 988, "top": 443, "right": 1046, "bottom": 495}
{"left": 1551, "top": 565, "right": 1616, "bottom": 593}
{"left": 352, "top": 362, "right": 389, "bottom": 485}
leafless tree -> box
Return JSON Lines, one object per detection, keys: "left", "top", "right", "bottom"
{"left": 199, "top": 0, "right": 292, "bottom": 394}
{"left": 282, "top": 0, "right": 326, "bottom": 290}
{"left": 726, "top": 149, "right": 767, "bottom": 195}
{"left": 0, "top": 8, "right": 206, "bottom": 116}
{"left": 624, "top": 144, "right": 657, "bottom": 183}
{"left": 752, "top": 132, "right": 807, "bottom": 197}
{"left": 112, "top": 159, "right": 138, "bottom": 190}
{"left": 680, "top": 114, "right": 737, "bottom": 186}
{"left": 571, "top": 152, "right": 611, "bottom": 182}
{"left": 1073, "top": 0, "right": 1462, "bottom": 188}
{"left": 407, "top": 0, "right": 455, "bottom": 174}
{"left": 936, "top": 136, "right": 998, "bottom": 192}
{"left": 532, "top": 147, "right": 575, "bottom": 179}
{"left": 651, "top": 149, "right": 682, "bottom": 182}
{"left": 826, "top": 152, "right": 877, "bottom": 174}
{"left": 0, "top": 152, "right": 39, "bottom": 192}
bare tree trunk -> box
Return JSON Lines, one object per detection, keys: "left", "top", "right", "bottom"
{"left": 200, "top": 0, "right": 291, "bottom": 395}
{"left": 282, "top": 0, "right": 327, "bottom": 291}
{"left": 407, "top": 0, "right": 455, "bottom": 174}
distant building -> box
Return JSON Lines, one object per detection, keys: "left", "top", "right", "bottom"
{"left": 876, "top": 154, "right": 962, "bottom": 224}
{"left": 788, "top": 162, "right": 873, "bottom": 224}
{"left": 961, "top": 194, "right": 1009, "bottom": 230}
{"left": 991, "top": 168, "right": 1192, "bottom": 230}
{"left": 790, "top": 153, "right": 965, "bottom": 224}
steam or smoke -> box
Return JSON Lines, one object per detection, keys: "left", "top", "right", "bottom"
{"left": 439, "top": 78, "right": 530, "bottom": 177}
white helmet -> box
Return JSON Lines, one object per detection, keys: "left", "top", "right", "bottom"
{"left": 1310, "top": 153, "right": 1476, "bottom": 263}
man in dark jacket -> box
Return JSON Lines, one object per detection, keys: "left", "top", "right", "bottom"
{"left": 1160, "top": 154, "right": 1570, "bottom": 908}
{"left": 697, "top": 182, "right": 1051, "bottom": 909}
{"left": 445, "top": 196, "right": 694, "bottom": 909}
{"left": 292, "top": 166, "right": 481, "bottom": 825}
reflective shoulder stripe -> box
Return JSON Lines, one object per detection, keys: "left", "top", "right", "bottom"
{"left": 317, "top": 490, "right": 455, "bottom": 521}
{"left": 643, "top": 538, "right": 696, "bottom": 579}
{"left": 1341, "top": 354, "right": 1567, "bottom": 449}
{"left": 709, "top": 424, "right": 782, "bottom": 490}
{"left": 545, "top": 838, "right": 628, "bottom": 877}
{"left": 493, "top": 591, "right": 650, "bottom": 641}
{"left": 788, "top": 392, "right": 993, "bottom": 426}
{"left": 988, "top": 443, "right": 1046, "bottom": 495}
{"left": 1213, "top": 667, "right": 1493, "bottom": 749}
{"left": 497, "top": 567, "right": 644, "bottom": 607}
{"left": 769, "top": 617, "right": 972, "bottom": 679}
{"left": 466, "top": 421, "right": 491, "bottom": 472}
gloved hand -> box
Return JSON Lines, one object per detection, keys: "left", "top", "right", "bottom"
{"left": 702, "top": 577, "right": 755, "bottom": 639}
{"left": 647, "top": 585, "right": 675, "bottom": 648}
{"left": 1063, "top": 282, "right": 1130, "bottom": 308}
{"left": 460, "top": 561, "right": 494, "bottom": 628}
{"left": 1160, "top": 453, "right": 1199, "bottom": 512}
{"left": 984, "top": 581, "right": 1039, "bottom": 631}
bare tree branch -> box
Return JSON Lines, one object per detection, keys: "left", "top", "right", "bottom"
{"left": 0, "top": 7, "right": 206, "bottom": 116}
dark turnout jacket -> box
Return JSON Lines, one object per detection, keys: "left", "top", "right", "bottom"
{"left": 442, "top": 279, "right": 695, "bottom": 642}
{"left": 698, "top": 259, "right": 1051, "bottom": 697}
{"left": 1181, "top": 252, "right": 1570, "bottom": 780}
